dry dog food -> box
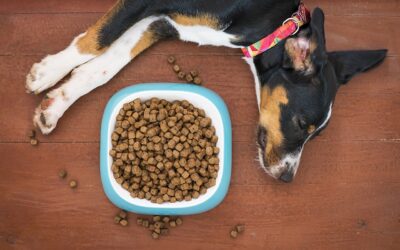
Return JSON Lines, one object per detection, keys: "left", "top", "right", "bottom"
{"left": 28, "top": 129, "right": 39, "bottom": 146}
{"left": 137, "top": 215, "right": 182, "bottom": 239}
{"left": 167, "top": 56, "right": 202, "bottom": 85}
{"left": 69, "top": 180, "right": 78, "bottom": 189}
{"left": 114, "top": 210, "right": 129, "bottom": 226}
{"left": 230, "top": 224, "right": 245, "bottom": 239}
{"left": 58, "top": 169, "right": 68, "bottom": 179}
{"left": 110, "top": 98, "right": 219, "bottom": 203}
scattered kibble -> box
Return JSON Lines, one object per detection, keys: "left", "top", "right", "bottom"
{"left": 167, "top": 56, "right": 176, "bottom": 64}
{"left": 136, "top": 216, "right": 182, "bottom": 239}
{"left": 236, "top": 224, "right": 245, "bottom": 233}
{"left": 173, "top": 64, "right": 180, "bottom": 72}
{"left": 58, "top": 169, "right": 67, "bottom": 179}
{"left": 167, "top": 56, "right": 204, "bottom": 85}
{"left": 193, "top": 76, "right": 202, "bottom": 85}
{"left": 120, "top": 219, "right": 128, "bottom": 226}
{"left": 114, "top": 216, "right": 122, "bottom": 224}
{"left": 69, "top": 180, "right": 78, "bottom": 189}
{"left": 230, "top": 230, "right": 238, "bottom": 238}
{"left": 30, "top": 138, "right": 38, "bottom": 146}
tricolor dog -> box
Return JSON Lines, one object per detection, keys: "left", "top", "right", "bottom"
{"left": 26, "top": 0, "right": 386, "bottom": 182}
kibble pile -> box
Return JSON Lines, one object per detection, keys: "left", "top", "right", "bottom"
{"left": 110, "top": 98, "right": 220, "bottom": 203}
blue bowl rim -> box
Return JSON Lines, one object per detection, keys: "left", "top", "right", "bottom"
{"left": 100, "top": 83, "right": 232, "bottom": 215}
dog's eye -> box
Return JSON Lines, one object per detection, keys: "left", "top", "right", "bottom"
{"left": 293, "top": 116, "right": 307, "bottom": 130}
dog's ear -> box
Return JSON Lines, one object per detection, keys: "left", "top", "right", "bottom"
{"left": 328, "top": 50, "right": 387, "bottom": 84}
{"left": 311, "top": 8, "right": 326, "bottom": 47}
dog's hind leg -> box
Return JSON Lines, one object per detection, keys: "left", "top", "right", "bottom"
{"left": 26, "top": 0, "right": 149, "bottom": 94}
{"left": 33, "top": 17, "right": 176, "bottom": 134}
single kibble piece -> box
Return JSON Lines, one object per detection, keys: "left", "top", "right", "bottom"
{"left": 58, "top": 169, "right": 67, "bottom": 179}
{"left": 230, "top": 230, "right": 238, "bottom": 238}
{"left": 69, "top": 180, "right": 78, "bottom": 189}
{"left": 136, "top": 218, "right": 143, "bottom": 226}
{"left": 190, "top": 70, "right": 198, "bottom": 77}
{"left": 151, "top": 232, "right": 159, "bottom": 239}
{"left": 173, "top": 64, "right": 180, "bottom": 72}
{"left": 193, "top": 77, "right": 202, "bottom": 85}
{"left": 176, "top": 218, "right": 183, "bottom": 225}
{"left": 119, "top": 210, "right": 127, "bottom": 219}
{"left": 30, "top": 138, "right": 38, "bottom": 146}
{"left": 120, "top": 219, "right": 128, "bottom": 226}
{"left": 153, "top": 215, "right": 161, "bottom": 222}
{"left": 177, "top": 71, "right": 186, "bottom": 79}
{"left": 167, "top": 56, "right": 176, "bottom": 64}
{"left": 236, "top": 224, "right": 245, "bottom": 233}
{"left": 169, "top": 220, "right": 177, "bottom": 227}
{"left": 185, "top": 74, "right": 194, "bottom": 82}
{"left": 114, "top": 216, "right": 122, "bottom": 224}
{"left": 162, "top": 216, "right": 170, "bottom": 223}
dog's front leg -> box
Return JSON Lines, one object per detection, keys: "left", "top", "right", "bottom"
{"left": 33, "top": 16, "right": 162, "bottom": 134}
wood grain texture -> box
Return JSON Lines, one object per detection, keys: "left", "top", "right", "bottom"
{"left": 0, "top": 1, "right": 399, "bottom": 249}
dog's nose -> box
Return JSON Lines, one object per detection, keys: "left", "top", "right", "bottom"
{"left": 279, "top": 171, "right": 294, "bottom": 183}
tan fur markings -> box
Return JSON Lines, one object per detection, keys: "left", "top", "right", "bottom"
{"left": 308, "top": 125, "right": 316, "bottom": 134}
{"left": 76, "top": 0, "right": 125, "bottom": 55}
{"left": 170, "top": 14, "right": 220, "bottom": 29}
{"left": 285, "top": 37, "right": 317, "bottom": 73}
{"left": 130, "top": 30, "right": 157, "bottom": 58}
{"left": 259, "top": 85, "right": 288, "bottom": 165}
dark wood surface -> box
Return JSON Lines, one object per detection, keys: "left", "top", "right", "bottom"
{"left": 0, "top": 1, "right": 399, "bottom": 249}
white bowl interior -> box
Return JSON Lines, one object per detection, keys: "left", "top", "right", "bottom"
{"left": 107, "top": 90, "right": 225, "bottom": 209}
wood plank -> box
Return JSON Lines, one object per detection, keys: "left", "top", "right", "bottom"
{"left": 0, "top": 144, "right": 399, "bottom": 249}
{"left": 0, "top": 14, "right": 398, "bottom": 56}
{"left": 0, "top": 55, "right": 398, "bottom": 142}
{"left": 0, "top": 0, "right": 399, "bottom": 17}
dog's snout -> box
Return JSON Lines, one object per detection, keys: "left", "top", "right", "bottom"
{"left": 279, "top": 170, "right": 294, "bottom": 183}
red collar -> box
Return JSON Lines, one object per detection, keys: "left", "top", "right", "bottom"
{"left": 242, "top": 3, "right": 311, "bottom": 58}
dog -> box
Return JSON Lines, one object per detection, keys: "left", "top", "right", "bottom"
{"left": 26, "top": 0, "right": 386, "bottom": 182}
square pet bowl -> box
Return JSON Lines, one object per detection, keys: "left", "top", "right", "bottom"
{"left": 100, "top": 83, "right": 232, "bottom": 215}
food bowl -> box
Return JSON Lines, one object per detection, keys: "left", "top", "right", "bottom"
{"left": 100, "top": 83, "right": 232, "bottom": 215}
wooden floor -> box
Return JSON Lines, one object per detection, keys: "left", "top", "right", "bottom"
{"left": 1, "top": 0, "right": 399, "bottom": 249}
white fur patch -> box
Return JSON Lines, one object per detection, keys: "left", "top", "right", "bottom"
{"left": 265, "top": 103, "right": 333, "bottom": 179}
{"left": 33, "top": 16, "right": 161, "bottom": 134}
{"left": 166, "top": 17, "right": 241, "bottom": 48}
{"left": 243, "top": 57, "right": 261, "bottom": 109}
{"left": 26, "top": 33, "right": 96, "bottom": 94}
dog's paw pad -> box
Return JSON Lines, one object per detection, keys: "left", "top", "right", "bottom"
{"left": 33, "top": 105, "right": 59, "bottom": 135}
{"left": 25, "top": 58, "right": 66, "bottom": 94}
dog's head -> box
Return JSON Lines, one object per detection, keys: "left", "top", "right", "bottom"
{"left": 255, "top": 8, "right": 387, "bottom": 182}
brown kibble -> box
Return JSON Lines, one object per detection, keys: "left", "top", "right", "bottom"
{"left": 167, "top": 56, "right": 176, "bottom": 64}
{"left": 151, "top": 232, "right": 159, "bottom": 239}
{"left": 69, "top": 180, "right": 78, "bottom": 189}
{"left": 114, "top": 216, "right": 122, "bottom": 224}
{"left": 142, "top": 220, "right": 149, "bottom": 228}
{"left": 169, "top": 220, "right": 177, "bottom": 227}
{"left": 173, "top": 64, "right": 180, "bottom": 72}
{"left": 185, "top": 74, "right": 194, "bottom": 82}
{"left": 236, "top": 224, "right": 245, "bottom": 233}
{"left": 153, "top": 216, "right": 161, "bottom": 222}
{"left": 176, "top": 218, "right": 183, "bottom": 225}
{"left": 190, "top": 70, "right": 198, "bottom": 77}
{"left": 162, "top": 217, "right": 170, "bottom": 223}
{"left": 58, "top": 169, "right": 67, "bottom": 179}
{"left": 193, "top": 76, "right": 202, "bottom": 85}
{"left": 136, "top": 218, "right": 143, "bottom": 226}
{"left": 120, "top": 219, "right": 128, "bottom": 226}
{"left": 230, "top": 230, "right": 238, "bottom": 238}
{"left": 30, "top": 138, "right": 38, "bottom": 146}
{"left": 178, "top": 71, "right": 186, "bottom": 79}
{"left": 160, "top": 228, "right": 169, "bottom": 235}
{"left": 111, "top": 98, "right": 219, "bottom": 203}
{"left": 119, "top": 210, "right": 127, "bottom": 219}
